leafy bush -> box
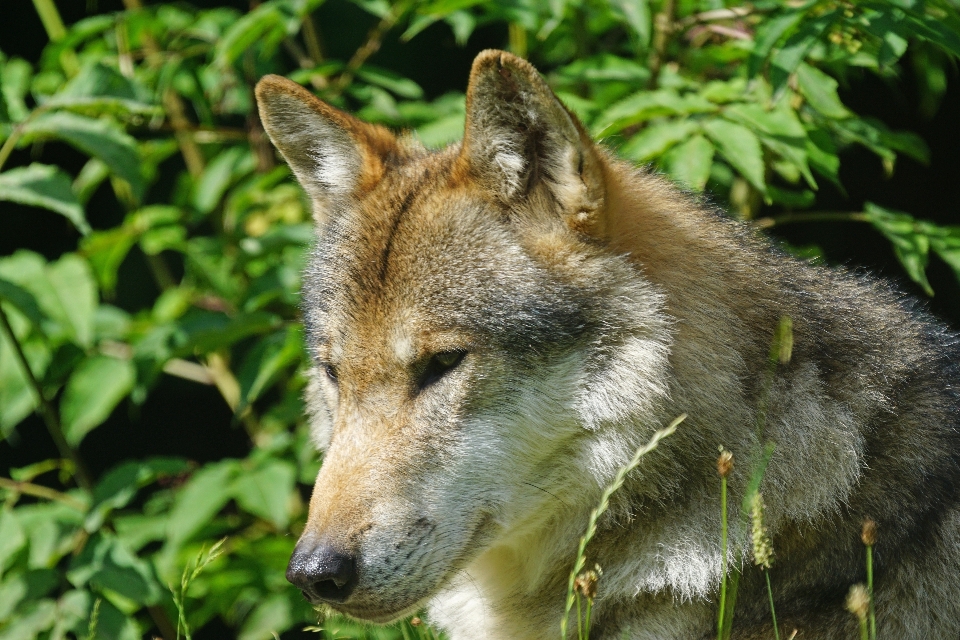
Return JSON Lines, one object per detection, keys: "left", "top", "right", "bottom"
{"left": 0, "top": 0, "right": 958, "bottom": 638}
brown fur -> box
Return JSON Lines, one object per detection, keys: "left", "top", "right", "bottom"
{"left": 257, "top": 50, "right": 960, "bottom": 639}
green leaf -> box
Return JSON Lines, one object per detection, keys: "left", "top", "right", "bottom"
{"left": 702, "top": 118, "right": 766, "bottom": 193}
{"left": 0, "top": 570, "right": 58, "bottom": 623}
{"left": 747, "top": 9, "right": 805, "bottom": 79}
{"left": 173, "top": 310, "right": 283, "bottom": 354}
{"left": 919, "top": 223, "right": 960, "bottom": 290}
{"left": 237, "top": 326, "right": 303, "bottom": 409}
{"left": 67, "top": 533, "right": 162, "bottom": 605}
{"left": 85, "top": 458, "right": 190, "bottom": 532}
{"left": 769, "top": 10, "right": 839, "bottom": 96}
{"left": 42, "top": 253, "right": 98, "bottom": 348}
{"left": 21, "top": 112, "right": 145, "bottom": 202}
{"left": 1, "top": 57, "right": 33, "bottom": 122}
{"left": 73, "top": 157, "right": 111, "bottom": 205}
{"left": 619, "top": 119, "right": 699, "bottom": 163}
{"left": 832, "top": 117, "right": 930, "bottom": 166}
{"left": 0, "top": 164, "right": 89, "bottom": 235}
{"left": 862, "top": 203, "right": 933, "bottom": 295}
{"left": 0, "top": 511, "right": 26, "bottom": 575}
{"left": 215, "top": 4, "right": 290, "bottom": 68}
{"left": 16, "top": 501, "right": 85, "bottom": 569}
{"left": 0, "top": 599, "right": 56, "bottom": 640}
{"left": 796, "top": 64, "right": 850, "bottom": 119}
{"left": 193, "top": 146, "right": 256, "bottom": 214}
{"left": 356, "top": 66, "right": 424, "bottom": 99}
{"left": 610, "top": 0, "right": 651, "bottom": 48}
{"left": 902, "top": 11, "right": 960, "bottom": 58}
{"left": 724, "top": 103, "right": 815, "bottom": 188}
{"left": 238, "top": 593, "right": 293, "bottom": 640}
{"left": 80, "top": 227, "right": 138, "bottom": 295}
{"left": 416, "top": 112, "right": 466, "bottom": 148}
{"left": 662, "top": 134, "right": 714, "bottom": 191}
{"left": 44, "top": 62, "right": 158, "bottom": 119}
{"left": 0, "top": 278, "right": 45, "bottom": 328}
{"left": 60, "top": 355, "right": 135, "bottom": 446}
{"left": 232, "top": 459, "right": 297, "bottom": 528}
{"left": 0, "top": 328, "right": 47, "bottom": 437}
{"left": 592, "top": 89, "right": 716, "bottom": 137}
{"left": 165, "top": 460, "right": 239, "bottom": 548}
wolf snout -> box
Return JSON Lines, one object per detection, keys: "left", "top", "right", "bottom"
{"left": 286, "top": 540, "right": 357, "bottom": 603}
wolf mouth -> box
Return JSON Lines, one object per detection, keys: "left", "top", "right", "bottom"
{"left": 326, "top": 514, "right": 497, "bottom": 623}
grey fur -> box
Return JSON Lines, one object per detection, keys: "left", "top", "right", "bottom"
{"left": 257, "top": 51, "right": 960, "bottom": 639}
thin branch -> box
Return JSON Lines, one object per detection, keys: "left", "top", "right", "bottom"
{"left": 0, "top": 123, "right": 26, "bottom": 174}
{"left": 302, "top": 13, "right": 325, "bottom": 65}
{"left": 679, "top": 6, "right": 755, "bottom": 27}
{"left": 0, "top": 477, "right": 87, "bottom": 510}
{"left": 648, "top": 0, "right": 677, "bottom": 89}
{"left": 121, "top": 0, "right": 206, "bottom": 178}
{"left": 333, "top": 2, "right": 410, "bottom": 95}
{"left": 754, "top": 211, "right": 868, "bottom": 229}
{"left": 30, "top": 0, "right": 80, "bottom": 75}
{"left": 0, "top": 304, "right": 93, "bottom": 490}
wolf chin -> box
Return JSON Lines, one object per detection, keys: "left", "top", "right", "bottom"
{"left": 256, "top": 50, "right": 960, "bottom": 639}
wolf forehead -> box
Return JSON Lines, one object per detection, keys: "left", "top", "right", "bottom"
{"left": 299, "top": 150, "right": 591, "bottom": 363}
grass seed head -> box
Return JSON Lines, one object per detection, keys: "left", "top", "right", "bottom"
{"left": 750, "top": 492, "right": 774, "bottom": 569}
{"left": 574, "top": 565, "right": 601, "bottom": 600}
{"left": 846, "top": 583, "right": 870, "bottom": 621}
{"left": 861, "top": 518, "right": 877, "bottom": 546}
{"left": 717, "top": 449, "right": 734, "bottom": 478}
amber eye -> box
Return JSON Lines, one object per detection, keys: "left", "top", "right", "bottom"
{"left": 323, "top": 364, "right": 338, "bottom": 384}
{"left": 419, "top": 350, "right": 466, "bottom": 389}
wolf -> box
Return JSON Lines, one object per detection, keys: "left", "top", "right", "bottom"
{"left": 255, "top": 50, "right": 960, "bottom": 639}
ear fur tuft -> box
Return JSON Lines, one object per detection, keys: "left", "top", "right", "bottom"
{"left": 255, "top": 75, "right": 400, "bottom": 223}
{"left": 460, "top": 50, "right": 605, "bottom": 223}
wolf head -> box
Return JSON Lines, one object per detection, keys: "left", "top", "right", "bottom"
{"left": 256, "top": 50, "right": 672, "bottom": 622}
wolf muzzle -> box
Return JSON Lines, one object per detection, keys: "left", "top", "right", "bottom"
{"left": 286, "top": 539, "right": 358, "bottom": 603}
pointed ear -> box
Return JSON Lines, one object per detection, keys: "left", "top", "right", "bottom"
{"left": 459, "top": 50, "right": 605, "bottom": 226}
{"left": 255, "top": 75, "right": 400, "bottom": 223}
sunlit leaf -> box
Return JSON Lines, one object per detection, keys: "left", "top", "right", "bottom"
{"left": 0, "top": 511, "right": 26, "bottom": 575}
{"left": 21, "top": 113, "right": 145, "bottom": 202}
{"left": 610, "top": 0, "right": 651, "bottom": 49}
{"left": 702, "top": 118, "right": 766, "bottom": 193}
{"left": 237, "top": 326, "right": 303, "bottom": 409}
{"left": 232, "top": 459, "right": 297, "bottom": 528}
{"left": 165, "top": 461, "right": 239, "bottom": 548}
{"left": 61, "top": 355, "right": 136, "bottom": 446}
{"left": 620, "top": 119, "right": 699, "bottom": 163}
{"left": 796, "top": 64, "right": 850, "bottom": 119}
{"left": 1, "top": 57, "right": 33, "bottom": 122}
{"left": 747, "top": 9, "right": 805, "bottom": 79}
{"left": 0, "top": 164, "right": 89, "bottom": 235}
{"left": 238, "top": 593, "right": 293, "bottom": 640}
{"left": 662, "top": 134, "right": 714, "bottom": 191}
{"left": 862, "top": 203, "right": 933, "bottom": 295}
{"left": 67, "top": 533, "right": 163, "bottom": 605}
{"left": 769, "top": 10, "right": 839, "bottom": 96}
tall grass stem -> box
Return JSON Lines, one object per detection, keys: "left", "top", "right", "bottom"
{"left": 765, "top": 570, "right": 780, "bottom": 640}
{"left": 866, "top": 544, "right": 875, "bottom": 639}
{"left": 559, "top": 414, "right": 685, "bottom": 638}
{"left": 717, "top": 474, "right": 728, "bottom": 636}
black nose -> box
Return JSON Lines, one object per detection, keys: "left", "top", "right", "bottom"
{"left": 286, "top": 541, "right": 358, "bottom": 603}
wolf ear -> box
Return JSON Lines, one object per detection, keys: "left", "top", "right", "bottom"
{"left": 255, "top": 75, "right": 400, "bottom": 223}
{"left": 459, "top": 50, "right": 605, "bottom": 225}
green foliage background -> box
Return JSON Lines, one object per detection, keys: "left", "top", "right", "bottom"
{"left": 0, "top": 0, "right": 958, "bottom": 638}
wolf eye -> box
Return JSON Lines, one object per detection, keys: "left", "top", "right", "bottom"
{"left": 323, "top": 364, "right": 338, "bottom": 384}
{"left": 419, "top": 350, "right": 466, "bottom": 389}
